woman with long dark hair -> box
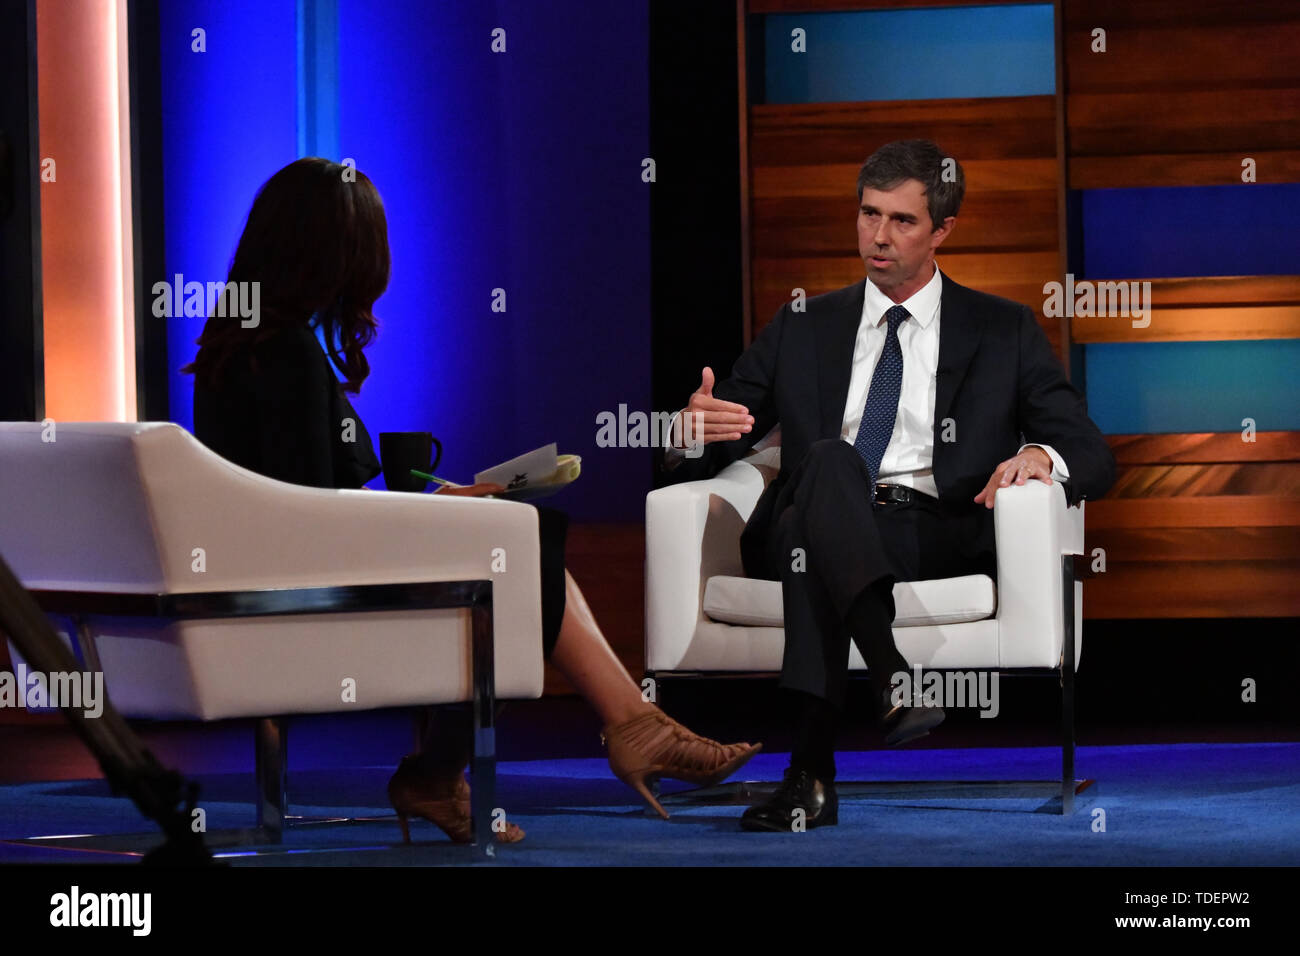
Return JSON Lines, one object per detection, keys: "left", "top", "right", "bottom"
{"left": 184, "top": 157, "right": 757, "bottom": 843}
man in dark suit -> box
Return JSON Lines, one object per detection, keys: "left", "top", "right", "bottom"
{"left": 663, "top": 140, "right": 1115, "bottom": 831}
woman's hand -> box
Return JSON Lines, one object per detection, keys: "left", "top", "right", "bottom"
{"left": 434, "top": 482, "right": 507, "bottom": 497}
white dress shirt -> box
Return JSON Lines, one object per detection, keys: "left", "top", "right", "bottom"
{"left": 843, "top": 263, "right": 1068, "bottom": 496}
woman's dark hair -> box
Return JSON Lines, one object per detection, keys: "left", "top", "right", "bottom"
{"left": 181, "top": 157, "right": 390, "bottom": 393}
{"left": 856, "top": 139, "right": 965, "bottom": 230}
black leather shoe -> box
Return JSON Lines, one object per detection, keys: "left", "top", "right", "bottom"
{"left": 881, "top": 690, "right": 945, "bottom": 746}
{"left": 740, "top": 768, "right": 838, "bottom": 832}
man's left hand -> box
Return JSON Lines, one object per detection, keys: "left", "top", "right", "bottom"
{"left": 974, "top": 447, "right": 1053, "bottom": 509}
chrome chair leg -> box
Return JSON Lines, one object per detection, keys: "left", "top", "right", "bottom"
{"left": 254, "top": 716, "right": 287, "bottom": 842}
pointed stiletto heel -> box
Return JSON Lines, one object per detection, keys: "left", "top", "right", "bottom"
{"left": 626, "top": 772, "right": 669, "bottom": 820}
{"left": 387, "top": 756, "right": 525, "bottom": 845}
{"left": 602, "top": 711, "right": 761, "bottom": 818}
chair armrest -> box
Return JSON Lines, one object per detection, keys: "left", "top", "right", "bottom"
{"left": 1, "top": 422, "right": 549, "bottom": 708}
{"left": 137, "top": 429, "right": 546, "bottom": 685}
{"left": 645, "top": 456, "right": 772, "bottom": 673}
{"left": 993, "top": 480, "right": 1085, "bottom": 669}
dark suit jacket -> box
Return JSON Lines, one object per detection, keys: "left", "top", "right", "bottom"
{"left": 192, "top": 323, "right": 382, "bottom": 489}
{"left": 666, "top": 271, "right": 1116, "bottom": 570}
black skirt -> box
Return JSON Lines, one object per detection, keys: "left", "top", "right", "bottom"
{"left": 535, "top": 505, "right": 569, "bottom": 658}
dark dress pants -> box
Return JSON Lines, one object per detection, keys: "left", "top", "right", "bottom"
{"left": 745, "top": 440, "right": 994, "bottom": 712}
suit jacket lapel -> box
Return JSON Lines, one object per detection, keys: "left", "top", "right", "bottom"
{"left": 814, "top": 273, "right": 982, "bottom": 444}
{"left": 817, "top": 279, "right": 867, "bottom": 439}
{"left": 934, "top": 272, "right": 983, "bottom": 429}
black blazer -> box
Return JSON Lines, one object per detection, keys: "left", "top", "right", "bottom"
{"left": 192, "top": 323, "right": 383, "bottom": 489}
{"left": 666, "top": 271, "right": 1116, "bottom": 563}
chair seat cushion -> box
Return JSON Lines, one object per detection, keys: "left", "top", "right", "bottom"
{"left": 702, "top": 573, "right": 996, "bottom": 628}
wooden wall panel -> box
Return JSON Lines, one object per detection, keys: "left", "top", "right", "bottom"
{"left": 1084, "top": 433, "right": 1300, "bottom": 618}
{"left": 1108, "top": 430, "right": 1300, "bottom": 465}
{"left": 1083, "top": 560, "right": 1300, "bottom": 619}
{"left": 750, "top": 0, "right": 1044, "bottom": 10}
{"left": 751, "top": 97, "right": 1057, "bottom": 164}
{"left": 545, "top": 523, "right": 644, "bottom": 695}
{"left": 1064, "top": 0, "right": 1300, "bottom": 188}
{"left": 1075, "top": 308, "right": 1300, "bottom": 344}
{"left": 1071, "top": 151, "right": 1300, "bottom": 191}
{"left": 1071, "top": 275, "right": 1300, "bottom": 344}
{"left": 1058, "top": 1, "right": 1300, "bottom": 615}
{"left": 749, "top": 97, "right": 1063, "bottom": 354}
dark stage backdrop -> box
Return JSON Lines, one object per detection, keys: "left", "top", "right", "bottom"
{"left": 159, "top": 0, "right": 651, "bottom": 521}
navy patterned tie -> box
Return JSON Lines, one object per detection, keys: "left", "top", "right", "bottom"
{"left": 853, "top": 304, "right": 909, "bottom": 503}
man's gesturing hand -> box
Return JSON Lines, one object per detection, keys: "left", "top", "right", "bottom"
{"left": 674, "top": 367, "right": 754, "bottom": 448}
{"left": 974, "top": 446, "right": 1053, "bottom": 509}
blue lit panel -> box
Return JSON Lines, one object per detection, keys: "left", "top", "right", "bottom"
{"left": 160, "top": 0, "right": 298, "bottom": 431}
{"left": 338, "top": 0, "right": 651, "bottom": 519}
{"left": 763, "top": 5, "right": 1055, "bottom": 103}
{"left": 1084, "top": 340, "right": 1300, "bottom": 434}
{"left": 1082, "top": 184, "right": 1300, "bottom": 279}
{"left": 159, "top": 1, "right": 650, "bottom": 518}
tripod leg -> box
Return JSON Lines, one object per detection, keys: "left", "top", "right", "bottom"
{"left": 0, "top": 551, "right": 215, "bottom": 865}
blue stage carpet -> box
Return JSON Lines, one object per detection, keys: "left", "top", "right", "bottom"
{"left": 1, "top": 743, "right": 1296, "bottom": 866}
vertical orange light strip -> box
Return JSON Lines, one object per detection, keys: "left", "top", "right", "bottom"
{"left": 37, "top": 0, "right": 135, "bottom": 422}
{"left": 116, "top": 0, "right": 136, "bottom": 419}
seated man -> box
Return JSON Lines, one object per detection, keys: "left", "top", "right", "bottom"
{"left": 663, "top": 139, "right": 1115, "bottom": 831}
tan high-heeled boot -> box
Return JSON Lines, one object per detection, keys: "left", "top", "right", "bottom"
{"left": 601, "top": 711, "right": 761, "bottom": 820}
{"left": 387, "top": 756, "right": 525, "bottom": 845}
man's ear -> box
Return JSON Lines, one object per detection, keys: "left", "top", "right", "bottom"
{"left": 930, "top": 216, "right": 956, "bottom": 251}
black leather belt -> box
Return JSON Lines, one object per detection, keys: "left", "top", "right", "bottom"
{"left": 873, "top": 482, "right": 939, "bottom": 508}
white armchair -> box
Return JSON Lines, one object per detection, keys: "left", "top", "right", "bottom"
{"left": 0, "top": 421, "right": 545, "bottom": 849}
{"left": 646, "top": 433, "right": 1088, "bottom": 812}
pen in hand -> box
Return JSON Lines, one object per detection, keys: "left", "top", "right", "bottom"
{"left": 410, "top": 467, "right": 454, "bottom": 486}
{"left": 411, "top": 468, "right": 505, "bottom": 497}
